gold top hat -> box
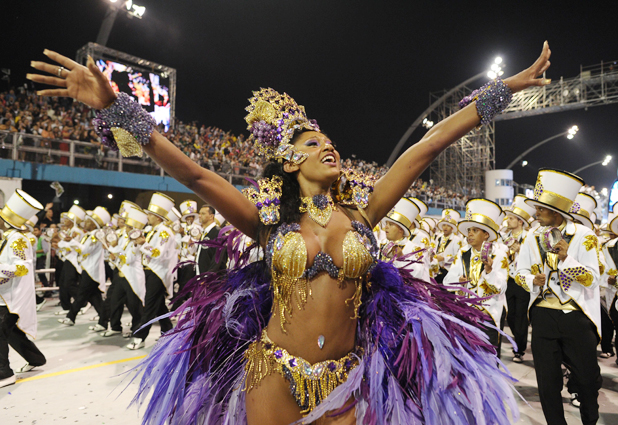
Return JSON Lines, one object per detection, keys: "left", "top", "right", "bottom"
{"left": 125, "top": 207, "right": 147, "bottom": 230}
{"left": 146, "top": 192, "right": 175, "bottom": 220}
{"left": 458, "top": 198, "right": 503, "bottom": 242}
{"left": 525, "top": 169, "right": 584, "bottom": 221}
{"left": 384, "top": 198, "right": 420, "bottom": 238}
{"left": 568, "top": 192, "right": 597, "bottom": 229}
{"left": 86, "top": 206, "right": 111, "bottom": 228}
{"left": 437, "top": 208, "right": 461, "bottom": 232}
{"left": 67, "top": 205, "right": 86, "bottom": 223}
{"left": 0, "top": 189, "right": 43, "bottom": 229}
{"left": 505, "top": 195, "right": 536, "bottom": 228}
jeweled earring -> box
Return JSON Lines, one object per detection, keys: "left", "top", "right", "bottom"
{"left": 243, "top": 176, "right": 283, "bottom": 225}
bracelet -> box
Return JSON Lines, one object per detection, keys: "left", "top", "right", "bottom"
{"left": 92, "top": 93, "right": 156, "bottom": 157}
{"left": 459, "top": 79, "right": 513, "bottom": 126}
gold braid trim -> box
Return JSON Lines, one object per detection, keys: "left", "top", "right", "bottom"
{"left": 271, "top": 270, "right": 311, "bottom": 333}
{"left": 243, "top": 330, "right": 362, "bottom": 415}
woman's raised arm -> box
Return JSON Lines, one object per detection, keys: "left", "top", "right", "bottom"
{"left": 28, "top": 50, "right": 260, "bottom": 238}
{"left": 364, "top": 41, "right": 552, "bottom": 227}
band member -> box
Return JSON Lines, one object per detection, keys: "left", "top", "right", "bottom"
{"left": 128, "top": 193, "right": 177, "bottom": 350}
{"left": 105, "top": 207, "right": 148, "bottom": 338}
{"left": 379, "top": 198, "right": 429, "bottom": 281}
{"left": 601, "top": 212, "right": 618, "bottom": 364}
{"left": 59, "top": 207, "right": 111, "bottom": 327}
{"left": 516, "top": 169, "right": 602, "bottom": 425}
{"left": 56, "top": 205, "right": 86, "bottom": 314}
{"left": 503, "top": 195, "right": 535, "bottom": 362}
{"left": 0, "top": 190, "right": 46, "bottom": 387}
{"left": 434, "top": 209, "right": 463, "bottom": 283}
{"left": 444, "top": 199, "right": 508, "bottom": 357}
{"left": 171, "top": 200, "right": 201, "bottom": 310}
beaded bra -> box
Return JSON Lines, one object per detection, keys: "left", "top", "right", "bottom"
{"left": 266, "top": 221, "right": 378, "bottom": 332}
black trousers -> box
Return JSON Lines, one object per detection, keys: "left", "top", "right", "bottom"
{"left": 609, "top": 295, "right": 618, "bottom": 354}
{"left": 506, "top": 278, "right": 530, "bottom": 354}
{"left": 530, "top": 307, "right": 602, "bottom": 425}
{"left": 110, "top": 275, "right": 143, "bottom": 332}
{"left": 171, "top": 264, "right": 195, "bottom": 311}
{"left": 55, "top": 259, "right": 64, "bottom": 288}
{"left": 98, "top": 269, "right": 122, "bottom": 329}
{"left": 600, "top": 302, "right": 615, "bottom": 353}
{"left": 66, "top": 271, "right": 104, "bottom": 323}
{"left": 133, "top": 270, "right": 172, "bottom": 341}
{"left": 481, "top": 307, "right": 506, "bottom": 359}
{"left": 0, "top": 306, "right": 46, "bottom": 379}
{"left": 59, "top": 261, "right": 80, "bottom": 311}
{"left": 36, "top": 256, "right": 48, "bottom": 287}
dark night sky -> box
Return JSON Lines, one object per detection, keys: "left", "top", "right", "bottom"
{"left": 6, "top": 1, "right": 618, "bottom": 191}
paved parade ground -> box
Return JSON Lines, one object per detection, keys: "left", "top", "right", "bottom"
{"left": 2, "top": 299, "right": 618, "bottom": 425}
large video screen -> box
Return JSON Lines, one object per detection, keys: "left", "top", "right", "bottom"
{"left": 96, "top": 59, "right": 171, "bottom": 131}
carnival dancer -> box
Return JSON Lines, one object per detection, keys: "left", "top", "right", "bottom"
{"left": 601, "top": 212, "right": 618, "bottom": 364}
{"left": 380, "top": 198, "right": 430, "bottom": 281}
{"left": 444, "top": 199, "right": 509, "bottom": 357}
{"left": 56, "top": 205, "right": 86, "bottom": 314}
{"left": 502, "top": 195, "right": 535, "bottom": 363}
{"left": 58, "top": 207, "right": 111, "bottom": 327}
{"left": 105, "top": 207, "right": 147, "bottom": 338}
{"left": 127, "top": 193, "right": 176, "bottom": 350}
{"left": 30, "top": 42, "right": 552, "bottom": 424}
{"left": 0, "top": 190, "right": 46, "bottom": 387}
{"left": 434, "top": 208, "right": 463, "bottom": 283}
{"left": 516, "top": 169, "right": 602, "bottom": 425}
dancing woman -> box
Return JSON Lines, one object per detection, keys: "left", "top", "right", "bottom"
{"left": 29, "top": 43, "right": 551, "bottom": 425}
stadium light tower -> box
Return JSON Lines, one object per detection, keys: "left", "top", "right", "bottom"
{"left": 96, "top": 0, "right": 146, "bottom": 46}
{"left": 505, "top": 126, "right": 579, "bottom": 170}
{"left": 572, "top": 155, "right": 613, "bottom": 174}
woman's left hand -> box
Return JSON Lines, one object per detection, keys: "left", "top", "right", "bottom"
{"left": 503, "top": 41, "right": 552, "bottom": 93}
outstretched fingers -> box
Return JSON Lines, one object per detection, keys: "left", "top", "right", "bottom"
{"left": 43, "top": 49, "right": 79, "bottom": 70}
{"left": 26, "top": 74, "right": 67, "bottom": 88}
{"left": 30, "top": 60, "right": 66, "bottom": 77}
{"left": 36, "top": 89, "right": 70, "bottom": 98}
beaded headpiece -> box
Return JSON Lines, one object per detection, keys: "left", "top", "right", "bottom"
{"left": 245, "top": 88, "right": 321, "bottom": 164}
{"left": 243, "top": 176, "right": 283, "bottom": 225}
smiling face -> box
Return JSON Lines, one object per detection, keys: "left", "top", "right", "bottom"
{"left": 284, "top": 131, "right": 341, "bottom": 188}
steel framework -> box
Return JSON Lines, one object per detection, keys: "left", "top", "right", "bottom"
{"left": 422, "top": 60, "right": 618, "bottom": 195}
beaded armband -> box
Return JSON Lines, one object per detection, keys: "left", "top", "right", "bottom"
{"left": 459, "top": 79, "right": 513, "bottom": 126}
{"left": 93, "top": 93, "right": 156, "bottom": 157}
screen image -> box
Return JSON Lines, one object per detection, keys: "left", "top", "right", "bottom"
{"left": 97, "top": 59, "right": 171, "bottom": 130}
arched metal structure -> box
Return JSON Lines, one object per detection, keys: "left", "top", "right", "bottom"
{"left": 389, "top": 60, "right": 618, "bottom": 196}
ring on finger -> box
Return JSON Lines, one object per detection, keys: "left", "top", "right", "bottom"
{"left": 57, "top": 66, "right": 66, "bottom": 77}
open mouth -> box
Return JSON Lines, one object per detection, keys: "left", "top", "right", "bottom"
{"left": 321, "top": 154, "right": 336, "bottom": 164}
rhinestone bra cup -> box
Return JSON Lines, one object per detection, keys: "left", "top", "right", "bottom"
{"left": 266, "top": 221, "right": 378, "bottom": 331}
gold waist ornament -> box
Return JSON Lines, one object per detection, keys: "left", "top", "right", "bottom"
{"left": 243, "top": 329, "right": 363, "bottom": 415}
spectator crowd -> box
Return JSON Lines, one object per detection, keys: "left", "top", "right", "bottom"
{"left": 0, "top": 86, "right": 469, "bottom": 208}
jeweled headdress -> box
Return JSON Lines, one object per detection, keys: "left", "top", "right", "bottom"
{"left": 245, "top": 88, "right": 321, "bottom": 164}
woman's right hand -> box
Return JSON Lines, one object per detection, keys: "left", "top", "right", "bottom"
{"left": 27, "top": 50, "right": 117, "bottom": 110}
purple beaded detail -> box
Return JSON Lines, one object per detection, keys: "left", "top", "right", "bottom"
{"left": 312, "top": 194, "right": 330, "bottom": 210}
{"left": 274, "top": 349, "right": 283, "bottom": 359}
{"left": 92, "top": 92, "right": 156, "bottom": 151}
{"left": 265, "top": 223, "right": 300, "bottom": 269}
{"left": 459, "top": 79, "right": 513, "bottom": 126}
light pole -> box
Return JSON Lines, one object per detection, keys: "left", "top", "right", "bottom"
{"left": 505, "top": 126, "right": 579, "bottom": 170}
{"left": 386, "top": 56, "right": 505, "bottom": 167}
{"left": 96, "top": 0, "right": 146, "bottom": 47}
{"left": 572, "top": 155, "right": 612, "bottom": 175}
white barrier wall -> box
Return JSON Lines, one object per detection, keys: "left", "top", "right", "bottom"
{"left": 485, "top": 169, "right": 514, "bottom": 207}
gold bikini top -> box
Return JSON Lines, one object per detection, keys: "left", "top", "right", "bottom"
{"left": 266, "top": 221, "right": 378, "bottom": 332}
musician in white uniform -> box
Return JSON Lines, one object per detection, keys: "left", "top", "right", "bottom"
{"left": 0, "top": 190, "right": 46, "bottom": 388}
{"left": 516, "top": 169, "right": 602, "bottom": 425}
{"left": 601, "top": 213, "right": 618, "bottom": 364}
{"left": 172, "top": 200, "right": 201, "bottom": 311}
{"left": 444, "top": 199, "right": 508, "bottom": 357}
{"left": 379, "top": 198, "right": 430, "bottom": 281}
{"left": 503, "top": 195, "right": 535, "bottom": 363}
{"left": 59, "top": 207, "right": 111, "bottom": 327}
{"left": 56, "top": 205, "right": 86, "bottom": 314}
{"left": 128, "top": 193, "right": 176, "bottom": 350}
{"left": 434, "top": 209, "right": 463, "bottom": 283}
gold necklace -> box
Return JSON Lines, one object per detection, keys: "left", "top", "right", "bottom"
{"left": 299, "top": 193, "right": 337, "bottom": 227}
